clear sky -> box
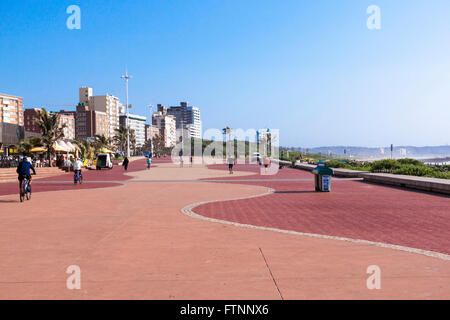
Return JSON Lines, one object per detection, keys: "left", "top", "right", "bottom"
{"left": 1, "top": 0, "right": 449, "bottom": 147}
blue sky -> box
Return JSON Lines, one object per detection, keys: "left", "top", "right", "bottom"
{"left": 1, "top": 0, "right": 449, "bottom": 147}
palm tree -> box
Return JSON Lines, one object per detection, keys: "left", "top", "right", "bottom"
{"left": 18, "top": 137, "right": 43, "bottom": 156}
{"left": 34, "top": 108, "right": 66, "bottom": 167}
{"left": 113, "top": 125, "right": 128, "bottom": 153}
{"left": 129, "top": 129, "right": 136, "bottom": 155}
{"left": 73, "top": 139, "right": 94, "bottom": 160}
{"left": 94, "top": 134, "right": 113, "bottom": 153}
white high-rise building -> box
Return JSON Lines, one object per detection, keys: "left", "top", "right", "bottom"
{"left": 119, "top": 114, "right": 147, "bottom": 148}
{"left": 152, "top": 104, "right": 176, "bottom": 147}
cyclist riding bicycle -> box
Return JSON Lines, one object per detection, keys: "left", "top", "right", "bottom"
{"left": 17, "top": 156, "right": 36, "bottom": 190}
{"left": 73, "top": 157, "right": 83, "bottom": 179}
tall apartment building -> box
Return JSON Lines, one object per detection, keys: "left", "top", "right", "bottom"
{"left": 24, "top": 108, "right": 76, "bottom": 140}
{"left": 56, "top": 110, "right": 76, "bottom": 140}
{"left": 119, "top": 114, "right": 147, "bottom": 147}
{"left": 0, "top": 93, "right": 24, "bottom": 154}
{"left": 75, "top": 103, "right": 109, "bottom": 140}
{"left": 145, "top": 124, "right": 160, "bottom": 142}
{"left": 152, "top": 104, "right": 176, "bottom": 147}
{"left": 78, "top": 87, "right": 123, "bottom": 138}
{"left": 167, "top": 102, "right": 202, "bottom": 139}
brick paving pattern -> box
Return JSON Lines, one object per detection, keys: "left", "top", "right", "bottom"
{"left": 197, "top": 163, "right": 450, "bottom": 255}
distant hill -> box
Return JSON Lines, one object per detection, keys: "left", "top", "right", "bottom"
{"left": 294, "top": 145, "right": 450, "bottom": 160}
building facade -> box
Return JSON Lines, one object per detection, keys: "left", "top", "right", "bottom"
{"left": 24, "top": 108, "right": 76, "bottom": 140}
{"left": 152, "top": 104, "right": 176, "bottom": 147}
{"left": 78, "top": 87, "right": 123, "bottom": 139}
{"left": 24, "top": 108, "right": 42, "bottom": 134}
{"left": 145, "top": 124, "right": 160, "bottom": 142}
{"left": 167, "top": 102, "right": 202, "bottom": 140}
{"left": 56, "top": 110, "right": 76, "bottom": 140}
{"left": 0, "top": 93, "right": 24, "bottom": 154}
{"left": 119, "top": 114, "right": 147, "bottom": 148}
{"left": 75, "top": 103, "right": 109, "bottom": 140}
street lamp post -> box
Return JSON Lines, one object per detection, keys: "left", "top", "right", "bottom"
{"left": 148, "top": 104, "right": 153, "bottom": 156}
{"left": 121, "top": 70, "right": 132, "bottom": 157}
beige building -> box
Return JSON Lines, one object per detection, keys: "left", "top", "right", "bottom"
{"left": 0, "top": 93, "right": 24, "bottom": 154}
{"left": 75, "top": 103, "right": 109, "bottom": 140}
{"left": 79, "top": 87, "right": 123, "bottom": 138}
{"left": 145, "top": 124, "right": 160, "bottom": 142}
{"left": 56, "top": 111, "right": 76, "bottom": 140}
{"left": 152, "top": 104, "right": 176, "bottom": 147}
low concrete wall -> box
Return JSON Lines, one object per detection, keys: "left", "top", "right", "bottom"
{"left": 361, "top": 173, "right": 450, "bottom": 195}
{"left": 276, "top": 160, "right": 366, "bottom": 178}
{"left": 274, "top": 159, "right": 450, "bottom": 195}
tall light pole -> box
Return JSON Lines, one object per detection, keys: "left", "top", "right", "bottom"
{"left": 121, "top": 70, "right": 132, "bottom": 156}
{"left": 148, "top": 104, "right": 153, "bottom": 155}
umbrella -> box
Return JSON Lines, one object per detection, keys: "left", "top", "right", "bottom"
{"left": 100, "top": 147, "right": 114, "bottom": 153}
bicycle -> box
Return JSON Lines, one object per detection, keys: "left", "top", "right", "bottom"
{"left": 19, "top": 176, "right": 32, "bottom": 202}
{"left": 74, "top": 170, "right": 83, "bottom": 184}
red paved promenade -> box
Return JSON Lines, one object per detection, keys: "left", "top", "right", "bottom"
{"left": 0, "top": 160, "right": 448, "bottom": 299}
{"left": 200, "top": 164, "right": 450, "bottom": 255}
{"left": 0, "top": 158, "right": 148, "bottom": 197}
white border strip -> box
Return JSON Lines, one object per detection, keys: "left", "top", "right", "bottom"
{"left": 181, "top": 187, "right": 450, "bottom": 261}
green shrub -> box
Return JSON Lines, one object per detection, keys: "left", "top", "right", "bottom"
{"left": 326, "top": 159, "right": 347, "bottom": 168}
{"left": 393, "top": 164, "right": 434, "bottom": 176}
{"left": 397, "top": 158, "right": 424, "bottom": 166}
{"left": 430, "top": 171, "right": 450, "bottom": 179}
{"left": 371, "top": 159, "right": 401, "bottom": 172}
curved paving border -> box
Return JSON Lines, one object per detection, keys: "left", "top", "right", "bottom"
{"left": 181, "top": 184, "right": 450, "bottom": 262}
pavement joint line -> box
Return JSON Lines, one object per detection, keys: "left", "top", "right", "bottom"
{"left": 259, "top": 247, "right": 284, "bottom": 300}
{"left": 180, "top": 188, "right": 450, "bottom": 262}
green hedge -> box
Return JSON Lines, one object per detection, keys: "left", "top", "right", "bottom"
{"left": 324, "top": 158, "right": 449, "bottom": 179}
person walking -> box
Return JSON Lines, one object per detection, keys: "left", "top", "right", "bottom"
{"left": 146, "top": 156, "right": 152, "bottom": 170}
{"left": 179, "top": 151, "right": 184, "bottom": 168}
{"left": 263, "top": 155, "right": 270, "bottom": 173}
{"left": 227, "top": 155, "right": 236, "bottom": 174}
{"left": 189, "top": 154, "right": 193, "bottom": 167}
{"left": 256, "top": 154, "right": 262, "bottom": 166}
{"left": 123, "top": 156, "right": 129, "bottom": 171}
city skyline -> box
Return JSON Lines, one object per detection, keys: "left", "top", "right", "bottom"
{"left": 1, "top": 0, "right": 450, "bottom": 147}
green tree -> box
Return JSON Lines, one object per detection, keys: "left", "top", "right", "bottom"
{"left": 34, "top": 108, "right": 66, "bottom": 167}
{"left": 129, "top": 129, "right": 136, "bottom": 155}
{"left": 142, "top": 139, "right": 152, "bottom": 153}
{"left": 73, "top": 139, "right": 94, "bottom": 160}
{"left": 151, "top": 134, "right": 165, "bottom": 156}
{"left": 113, "top": 125, "right": 128, "bottom": 153}
{"left": 18, "top": 137, "right": 43, "bottom": 156}
{"left": 94, "top": 134, "right": 113, "bottom": 153}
